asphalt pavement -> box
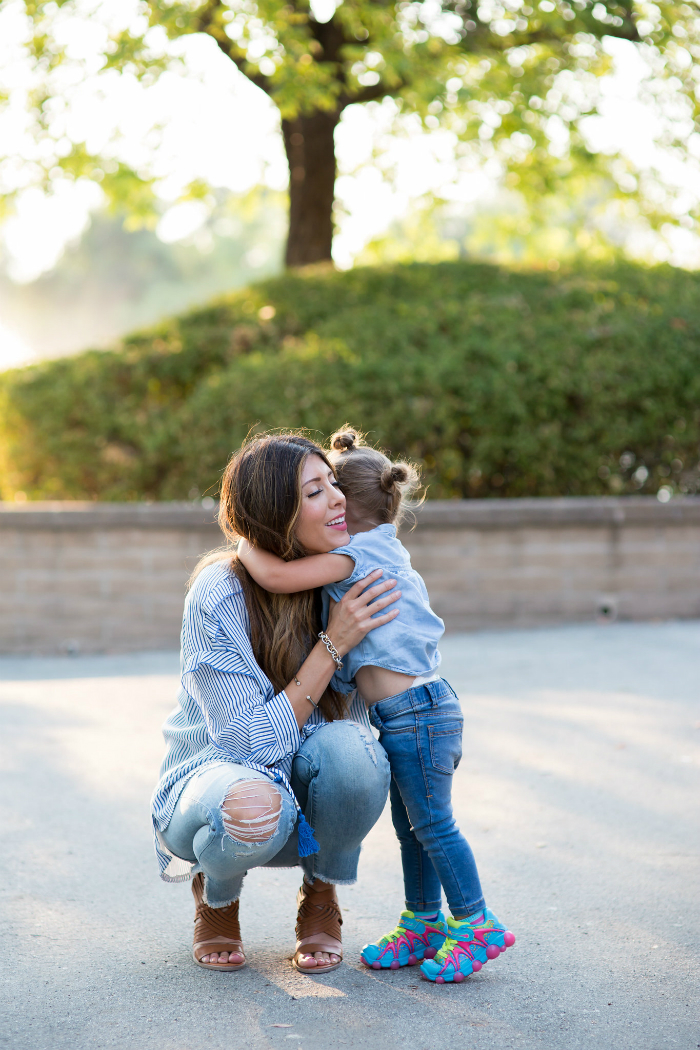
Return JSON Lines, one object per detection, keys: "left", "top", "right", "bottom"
{"left": 1, "top": 621, "right": 698, "bottom": 1050}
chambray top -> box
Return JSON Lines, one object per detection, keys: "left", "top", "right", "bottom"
{"left": 321, "top": 524, "right": 444, "bottom": 693}
{"left": 150, "top": 560, "right": 370, "bottom": 882}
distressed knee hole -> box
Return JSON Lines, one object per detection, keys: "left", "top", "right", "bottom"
{"left": 221, "top": 780, "right": 282, "bottom": 844}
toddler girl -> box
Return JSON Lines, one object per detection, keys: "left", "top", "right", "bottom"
{"left": 238, "top": 427, "right": 514, "bottom": 983}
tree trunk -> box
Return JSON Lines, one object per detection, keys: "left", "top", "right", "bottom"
{"left": 282, "top": 110, "right": 340, "bottom": 268}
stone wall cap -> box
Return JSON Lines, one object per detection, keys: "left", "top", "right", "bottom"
{"left": 0, "top": 501, "right": 220, "bottom": 529}
{"left": 1, "top": 495, "right": 700, "bottom": 530}
{"left": 411, "top": 495, "right": 700, "bottom": 528}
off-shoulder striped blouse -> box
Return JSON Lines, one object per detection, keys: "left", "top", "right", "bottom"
{"left": 150, "top": 559, "right": 370, "bottom": 882}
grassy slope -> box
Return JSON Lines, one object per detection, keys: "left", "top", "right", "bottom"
{"left": 0, "top": 259, "right": 698, "bottom": 501}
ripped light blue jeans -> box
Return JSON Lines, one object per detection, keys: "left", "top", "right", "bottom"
{"left": 161, "top": 720, "right": 390, "bottom": 907}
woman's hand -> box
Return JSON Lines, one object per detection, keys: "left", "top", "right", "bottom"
{"left": 283, "top": 571, "right": 399, "bottom": 729}
{"left": 325, "top": 570, "right": 400, "bottom": 658}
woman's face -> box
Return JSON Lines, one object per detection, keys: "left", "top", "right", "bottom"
{"left": 294, "top": 454, "right": 350, "bottom": 553}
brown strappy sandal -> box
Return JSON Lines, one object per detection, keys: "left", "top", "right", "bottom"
{"left": 191, "top": 872, "right": 246, "bottom": 971}
{"left": 293, "top": 877, "right": 343, "bottom": 975}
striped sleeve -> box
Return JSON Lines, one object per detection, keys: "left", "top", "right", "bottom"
{"left": 180, "top": 563, "right": 304, "bottom": 765}
{"left": 181, "top": 662, "right": 302, "bottom": 764}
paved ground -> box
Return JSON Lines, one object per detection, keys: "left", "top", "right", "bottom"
{"left": 1, "top": 622, "right": 698, "bottom": 1050}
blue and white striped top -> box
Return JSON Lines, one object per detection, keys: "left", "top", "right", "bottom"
{"left": 150, "top": 559, "right": 370, "bottom": 882}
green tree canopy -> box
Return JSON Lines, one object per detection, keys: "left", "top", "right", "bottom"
{"left": 2, "top": 0, "right": 698, "bottom": 264}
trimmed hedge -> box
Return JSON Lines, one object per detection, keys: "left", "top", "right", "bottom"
{"left": 1, "top": 260, "right": 699, "bottom": 501}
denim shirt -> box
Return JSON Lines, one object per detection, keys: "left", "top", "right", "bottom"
{"left": 322, "top": 523, "right": 444, "bottom": 693}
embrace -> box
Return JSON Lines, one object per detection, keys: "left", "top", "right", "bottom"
{"left": 150, "top": 429, "right": 514, "bottom": 983}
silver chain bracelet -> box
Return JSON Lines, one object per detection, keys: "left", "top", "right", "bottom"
{"left": 318, "top": 632, "right": 343, "bottom": 670}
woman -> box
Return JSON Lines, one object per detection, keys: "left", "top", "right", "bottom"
{"left": 150, "top": 433, "right": 400, "bottom": 974}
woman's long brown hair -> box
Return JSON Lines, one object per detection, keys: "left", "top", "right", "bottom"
{"left": 194, "top": 433, "right": 348, "bottom": 721}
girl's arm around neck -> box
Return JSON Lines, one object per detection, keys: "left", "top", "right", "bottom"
{"left": 238, "top": 539, "right": 354, "bottom": 594}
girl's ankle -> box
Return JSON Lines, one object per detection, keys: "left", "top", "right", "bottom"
{"left": 452, "top": 910, "right": 485, "bottom": 925}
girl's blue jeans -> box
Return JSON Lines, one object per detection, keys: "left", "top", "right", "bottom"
{"left": 369, "top": 678, "right": 485, "bottom": 920}
{"left": 160, "top": 720, "right": 390, "bottom": 907}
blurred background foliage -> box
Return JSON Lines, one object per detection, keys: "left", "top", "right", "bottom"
{"left": 1, "top": 169, "right": 685, "bottom": 361}
{"left": 358, "top": 179, "right": 630, "bottom": 266}
{"left": 1, "top": 258, "right": 698, "bottom": 503}
{"left": 4, "top": 0, "right": 699, "bottom": 266}
{"left": 0, "top": 188, "right": 285, "bottom": 360}
{"left": 2, "top": 1, "right": 698, "bottom": 509}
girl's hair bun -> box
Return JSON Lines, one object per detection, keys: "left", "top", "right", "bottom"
{"left": 380, "top": 461, "right": 415, "bottom": 492}
{"left": 379, "top": 466, "right": 394, "bottom": 493}
{"left": 331, "top": 427, "right": 359, "bottom": 452}
{"left": 391, "top": 463, "right": 410, "bottom": 484}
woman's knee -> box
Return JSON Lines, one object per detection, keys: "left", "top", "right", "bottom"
{"left": 298, "top": 722, "right": 390, "bottom": 816}
{"left": 309, "top": 721, "right": 388, "bottom": 779}
{"left": 196, "top": 780, "right": 293, "bottom": 882}
{"left": 221, "top": 780, "right": 283, "bottom": 844}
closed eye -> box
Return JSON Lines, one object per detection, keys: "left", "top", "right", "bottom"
{"left": 304, "top": 469, "right": 340, "bottom": 498}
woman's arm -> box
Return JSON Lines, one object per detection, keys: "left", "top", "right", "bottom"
{"left": 282, "top": 569, "right": 401, "bottom": 728}
{"left": 238, "top": 538, "right": 354, "bottom": 594}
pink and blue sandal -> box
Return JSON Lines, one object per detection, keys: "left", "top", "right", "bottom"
{"left": 420, "top": 910, "right": 515, "bottom": 983}
{"left": 361, "top": 911, "right": 448, "bottom": 969}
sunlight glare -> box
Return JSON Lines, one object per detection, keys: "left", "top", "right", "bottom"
{"left": 309, "top": 0, "right": 340, "bottom": 23}
{"left": 156, "top": 200, "right": 210, "bottom": 243}
{"left": 0, "top": 319, "right": 34, "bottom": 370}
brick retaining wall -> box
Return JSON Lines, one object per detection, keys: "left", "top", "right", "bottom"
{"left": 1, "top": 497, "right": 699, "bottom": 654}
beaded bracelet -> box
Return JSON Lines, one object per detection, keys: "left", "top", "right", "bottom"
{"left": 318, "top": 631, "right": 343, "bottom": 670}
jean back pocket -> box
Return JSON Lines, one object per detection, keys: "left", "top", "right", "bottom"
{"left": 428, "top": 720, "right": 463, "bottom": 774}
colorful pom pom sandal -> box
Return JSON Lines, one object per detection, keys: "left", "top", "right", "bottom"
{"left": 420, "top": 909, "right": 515, "bottom": 984}
{"left": 361, "top": 911, "right": 448, "bottom": 969}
